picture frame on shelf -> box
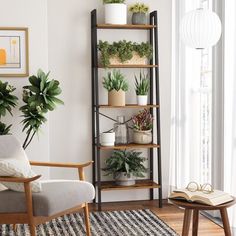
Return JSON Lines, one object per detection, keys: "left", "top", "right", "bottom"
{"left": 0, "top": 27, "right": 29, "bottom": 77}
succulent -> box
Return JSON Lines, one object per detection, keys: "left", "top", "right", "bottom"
{"left": 129, "top": 3, "right": 149, "bottom": 13}
{"left": 98, "top": 40, "right": 153, "bottom": 67}
{"left": 103, "top": 0, "right": 125, "bottom": 3}
{"left": 0, "top": 122, "right": 12, "bottom": 135}
{"left": 132, "top": 109, "right": 153, "bottom": 131}
{"left": 135, "top": 72, "right": 150, "bottom": 95}
{"left": 103, "top": 150, "right": 147, "bottom": 178}
{"left": 103, "top": 70, "right": 129, "bottom": 92}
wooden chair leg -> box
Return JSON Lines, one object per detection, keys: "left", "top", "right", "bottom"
{"left": 84, "top": 203, "right": 91, "bottom": 236}
{"left": 13, "top": 224, "right": 17, "bottom": 232}
{"left": 192, "top": 210, "right": 199, "bottom": 236}
{"left": 29, "top": 224, "right": 36, "bottom": 236}
{"left": 220, "top": 208, "right": 231, "bottom": 236}
{"left": 182, "top": 209, "right": 192, "bottom": 236}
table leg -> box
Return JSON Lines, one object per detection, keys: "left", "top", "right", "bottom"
{"left": 220, "top": 208, "right": 231, "bottom": 236}
{"left": 192, "top": 210, "right": 199, "bottom": 236}
{"left": 182, "top": 209, "right": 192, "bottom": 236}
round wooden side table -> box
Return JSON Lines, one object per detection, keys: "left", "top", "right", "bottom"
{"left": 169, "top": 197, "right": 236, "bottom": 236}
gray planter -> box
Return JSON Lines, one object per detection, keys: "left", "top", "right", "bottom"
{"left": 114, "top": 172, "right": 136, "bottom": 186}
{"left": 132, "top": 13, "right": 147, "bottom": 25}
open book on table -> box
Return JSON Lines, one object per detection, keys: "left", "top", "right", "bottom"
{"left": 169, "top": 189, "right": 233, "bottom": 206}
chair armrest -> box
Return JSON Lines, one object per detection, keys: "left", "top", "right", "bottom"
{"left": 0, "top": 175, "right": 41, "bottom": 183}
{"left": 30, "top": 161, "right": 93, "bottom": 169}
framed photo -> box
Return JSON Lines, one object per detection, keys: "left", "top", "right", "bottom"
{"left": 0, "top": 27, "right": 29, "bottom": 77}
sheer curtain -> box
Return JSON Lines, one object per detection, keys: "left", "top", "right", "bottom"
{"left": 170, "top": 0, "right": 213, "bottom": 191}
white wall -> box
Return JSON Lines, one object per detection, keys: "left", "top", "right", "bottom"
{"left": 1, "top": 0, "right": 172, "bottom": 201}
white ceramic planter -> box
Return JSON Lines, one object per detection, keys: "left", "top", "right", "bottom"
{"left": 137, "top": 95, "right": 148, "bottom": 105}
{"left": 114, "top": 172, "right": 135, "bottom": 186}
{"left": 101, "top": 132, "right": 115, "bottom": 146}
{"left": 133, "top": 129, "right": 152, "bottom": 144}
{"left": 104, "top": 3, "right": 127, "bottom": 25}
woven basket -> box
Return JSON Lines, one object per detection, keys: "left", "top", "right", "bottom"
{"left": 109, "top": 52, "right": 147, "bottom": 65}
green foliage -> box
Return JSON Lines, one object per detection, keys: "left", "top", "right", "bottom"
{"left": 132, "top": 109, "right": 153, "bottom": 131}
{"left": 103, "top": 0, "right": 125, "bottom": 4}
{"left": 20, "top": 69, "right": 63, "bottom": 149}
{"left": 135, "top": 72, "right": 150, "bottom": 95}
{"left": 103, "top": 150, "right": 147, "bottom": 178}
{"left": 0, "top": 81, "right": 18, "bottom": 118}
{"left": 0, "top": 122, "right": 12, "bottom": 135}
{"left": 103, "top": 70, "right": 129, "bottom": 92}
{"left": 129, "top": 3, "right": 149, "bottom": 13}
{"left": 98, "top": 40, "right": 153, "bottom": 67}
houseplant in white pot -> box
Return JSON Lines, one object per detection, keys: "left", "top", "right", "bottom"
{"left": 103, "top": 70, "right": 128, "bottom": 106}
{"left": 135, "top": 72, "right": 150, "bottom": 105}
{"left": 132, "top": 109, "right": 153, "bottom": 144}
{"left": 103, "top": 0, "right": 127, "bottom": 25}
{"left": 103, "top": 150, "right": 147, "bottom": 186}
{"left": 129, "top": 3, "right": 149, "bottom": 25}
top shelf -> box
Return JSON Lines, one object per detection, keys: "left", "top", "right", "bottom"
{"left": 96, "top": 24, "right": 156, "bottom": 30}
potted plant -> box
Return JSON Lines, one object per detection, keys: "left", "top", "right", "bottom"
{"left": 103, "top": 0, "right": 127, "bottom": 25}
{"left": 135, "top": 72, "right": 150, "bottom": 105}
{"left": 132, "top": 109, "right": 153, "bottom": 144}
{"left": 103, "top": 70, "right": 128, "bottom": 106}
{"left": 129, "top": 3, "right": 149, "bottom": 25}
{"left": 98, "top": 40, "right": 153, "bottom": 67}
{"left": 103, "top": 150, "right": 147, "bottom": 186}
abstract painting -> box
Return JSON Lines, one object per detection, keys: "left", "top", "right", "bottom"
{"left": 0, "top": 28, "right": 28, "bottom": 77}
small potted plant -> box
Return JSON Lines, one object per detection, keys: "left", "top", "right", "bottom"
{"left": 103, "top": 150, "right": 147, "bottom": 186}
{"left": 135, "top": 72, "right": 150, "bottom": 105}
{"left": 98, "top": 40, "right": 153, "bottom": 67}
{"left": 129, "top": 3, "right": 149, "bottom": 25}
{"left": 103, "top": 0, "right": 127, "bottom": 25}
{"left": 103, "top": 70, "right": 128, "bottom": 106}
{"left": 132, "top": 109, "right": 153, "bottom": 144}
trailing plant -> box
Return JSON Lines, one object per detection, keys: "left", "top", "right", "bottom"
{"left": 103, "top": 150, "right": 147, "bottom": 178}
{"left": 103, "top": 70, "right": 128, "bottom": 92}
{"left": 132, "top": 109, "right": 153, "bottom": 131}
{"left": 135, "top": 72, "right": 150, "bottom": 95}
{"left": 98, "top": 40, "right": 153, "bottom": 67}
{"left": 0, "top": 122, "right": 12, "bottom": 135}
{"left": 103, "top": 0, "right": 125, "bottom": 3}
{"left": 129, "top": 3, "right": 149, "bottom": 13}
{"left": 20, "top": 69, "right": 63, "bottom": 149}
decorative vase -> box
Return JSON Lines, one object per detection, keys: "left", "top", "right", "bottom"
{"left": 108, "top": 90, "right": 125, "bottom": 106}
{"left": 100, "top": 132, "right": 115, "bottom": 146}
{"left": 131, "top": 13, "right": 147, "bottom": 25}
{"left": 104, "top": 3, "right": 127, "bottom": 25}
{"left": 137, "top": 95, "right": 148, "bottom": 105}
{"left": 108, "top": 52, "right": 147, "bottom": 65}
{"left": 114, "top": 116, "right": 129, "bottom": 145}
{"left": 114, "top": 172, "right": 135, "bottom": 186}
{"left": 133, "top": 129, "right": 152, "bottom": 144}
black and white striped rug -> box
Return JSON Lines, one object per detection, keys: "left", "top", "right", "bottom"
{"left": 0, "top": 209, "right": 178, "bottom": 236}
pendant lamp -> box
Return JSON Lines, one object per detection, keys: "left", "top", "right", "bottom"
{"left": 180, "top": 8, "right": 222, "bottom": 49}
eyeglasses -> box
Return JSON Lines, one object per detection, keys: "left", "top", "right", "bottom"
{"left": 186, "top": 181, "right": 214, "bottom": 194}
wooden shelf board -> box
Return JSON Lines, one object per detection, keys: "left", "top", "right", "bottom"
{"left": 98, "top": 143, "right": 160, "bottom": 150}
{"left": 99, "top": 180, "right": 160, "bottom": 191}
{"left": 98, "top": 104, "right": 159, "bottom": 109}
{"left": 98, "top": 64, "right": 158, "bottom": 68}
{"left": 97, "top": 24, "right": 156, "bottom": 30}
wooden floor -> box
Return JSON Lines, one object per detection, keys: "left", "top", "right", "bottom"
{"left": 90, "top": 200, "right": 225, "bottom": 236}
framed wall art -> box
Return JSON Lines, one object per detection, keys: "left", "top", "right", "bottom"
{"left": 0, "top": 27, "right": 29, "bottom": 77}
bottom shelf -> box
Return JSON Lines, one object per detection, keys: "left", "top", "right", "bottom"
{"left": 99, "top": 180, "right": 160, "bottom": 191}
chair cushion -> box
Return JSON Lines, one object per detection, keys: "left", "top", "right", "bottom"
{"left": 0, "top": 135, "right": 41, "bottom": 192}
{"left": 0, "top": 180, "right": 95, "bottom": 216}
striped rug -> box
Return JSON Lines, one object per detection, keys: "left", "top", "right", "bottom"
{"left": 0, "top": 209, "right": 178, "bottom": 236}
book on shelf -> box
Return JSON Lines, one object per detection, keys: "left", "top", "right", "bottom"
{"left": 169, "top": 189, "right": 234, "bottom": 206}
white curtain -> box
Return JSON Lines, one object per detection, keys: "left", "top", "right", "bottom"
{"left": 170, "top": 0, "right": 213, "bottom": 192}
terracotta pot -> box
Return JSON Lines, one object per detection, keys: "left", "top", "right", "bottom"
{"left": 114, "top": 172, "right": 135, "bottom": 186}
{"left": 108, "top": 90, "right": 125, "bottom": 106}
{"left": 133, "top": 129, "right": 152, "bottom": 144}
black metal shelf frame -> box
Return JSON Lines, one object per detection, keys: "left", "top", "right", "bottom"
{"left": 91, "top": 9, "right": 162, "bottom": 211}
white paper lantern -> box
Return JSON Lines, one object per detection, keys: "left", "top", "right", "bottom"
{"left": 180, "top": 9, "right": 222, "bottom": 49}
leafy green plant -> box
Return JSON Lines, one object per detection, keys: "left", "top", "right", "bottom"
{"left": 132, "top": 109, "right": 153, "bottom": 131}
{"left": 103, "top": 0, "right": 125, "bottom": 3}
{"left": 103, "top": 150, "right": 147, "bottom": 178}
{"left": 103, "top": 70, "right": 129, "bottom": 92}
{"left": 129, "top": 3, "right": 149, "bottom": 13}
{"left": 20, "top": 69, "right": 63, "bottom": 149}
{"left": 135, "top": 72, "right": 150, "bottom": 95}
{"left": 98, "top": 40, "right": 153, "bottom": 67}
{"left": 0, "top": 122, "right": 12, "bottom": 135}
